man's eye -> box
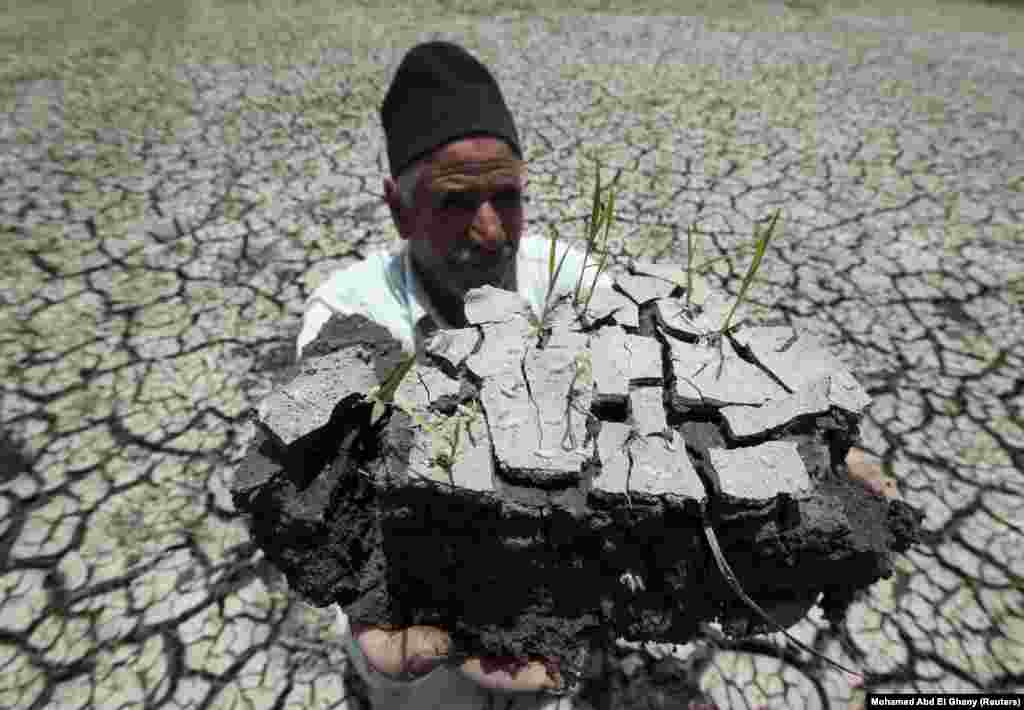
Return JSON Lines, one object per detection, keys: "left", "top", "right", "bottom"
{"left": 497, "top": 190, "right": 522, "bottom": 204}
{"left": 442, "top": 193, "right": 477, "bottom": 210}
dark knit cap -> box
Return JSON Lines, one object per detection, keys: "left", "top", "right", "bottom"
{"left": 381, "top": 41, "right": 522, "bottom": 179}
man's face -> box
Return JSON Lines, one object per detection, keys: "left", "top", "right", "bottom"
{"left": 384, "top": 136, "right": 526, "bottom": 327}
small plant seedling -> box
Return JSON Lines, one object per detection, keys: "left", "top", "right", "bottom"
{"left": 721, "top": 208, "right": 782, "bottom": 333}
{"left": 686, "top": 221, "right": 707, "bottom": 309}
{"left": 367, "top": 358, "right": 482, "bottom": 482}
{"left": 542, "top": 158, "right": 622, "bottom": 329}
{"left": 365, "top": 352, "right": 418, "bottom": 426}
{"left": 540, "top": 155, "right": 784, "bottom": 351}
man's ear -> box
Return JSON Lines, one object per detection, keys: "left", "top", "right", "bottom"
{"left": 383, "top": 177, "right": 410, "bottom": 240}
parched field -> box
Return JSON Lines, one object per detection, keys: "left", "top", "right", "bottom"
{"left": 1, "top": 0, "right": 1022, "bottom": 708}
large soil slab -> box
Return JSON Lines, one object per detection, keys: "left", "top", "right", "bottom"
{"left": 231, "top": 262, "right": 925, "bottom": 692}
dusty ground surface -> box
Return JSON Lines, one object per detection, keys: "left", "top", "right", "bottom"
{"left": 1, "top": 0, "right": 1021, "bottom": 708}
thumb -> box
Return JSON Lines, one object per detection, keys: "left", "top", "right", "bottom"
{"left": 846, "top": 451, "right": 900, "bottom": 501}
{"left": 352, "top": 624, "right": 453, "bottom": 677}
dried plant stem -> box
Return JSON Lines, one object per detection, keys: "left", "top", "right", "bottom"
{"left": 702, "top": 516, "right": 864, "bottom": 681}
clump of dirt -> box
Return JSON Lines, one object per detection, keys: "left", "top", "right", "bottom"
{"left": 232, "top": 270, "right": 925, "bottom": 693}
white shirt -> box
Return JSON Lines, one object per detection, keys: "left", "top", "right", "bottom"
{"left": 296, "top": 232, "right": 615, "bottom": 362}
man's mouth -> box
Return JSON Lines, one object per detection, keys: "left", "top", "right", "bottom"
{"left": 451, "top": 250, "right": 510, "bottom": 278}
{"left": 458, "top": 266, "right": 505, "bottom": 289}
{"left": 464, "top": 259, "right": 503, "bottom": 274}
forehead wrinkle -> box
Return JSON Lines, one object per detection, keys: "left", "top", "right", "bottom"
{"left": 427, "top": 157, "right": 525, "bottom": 194}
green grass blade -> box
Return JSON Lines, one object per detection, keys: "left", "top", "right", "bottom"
{"left": 692, "top": 226, "right": 787, "bottom": 276}
{"left": 547, "top": 227, "right": 557, "bottom": 291}
{"left": 541, "top": 222, "right": 573, "bottom": 325}
{"left": 588, "top": 159, "right": 604, "bottom": 242}
{"left": 368, "top": 352, "right": 417, "bottom": 424}
{"left": 684, "top": 221, "right": 709, "bottom": 308}
{"left": 722, "top": 209, "right": 782, "bottom": 332}
{"left": 686, "top": 222, "right": 696, "bottom": 307}
{"left": 584, "top": 179, "right": 617, "bottom": 313}
{"left": 377, "top": 353, "right": 416, "bottom": 402}
{"left": 451, "top": 418, "right": 462, "bottom": 459}
{"left": 547, "top": 223, "right": 572, "bottom": 289}
{"left": 575, "top": 160, "right": 604, "bottom": 307}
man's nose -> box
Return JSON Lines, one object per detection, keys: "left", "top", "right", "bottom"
{"left": 469, "top": 202, "right": 506, "bottom": 253}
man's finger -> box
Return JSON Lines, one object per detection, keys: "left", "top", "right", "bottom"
{"left": 845, "top": 449, "right": 900, "bottom": 501}
{"left": 352, "top": 624, "right": 452, "bottom": 677}
{"left": 458, "top": 655, "right": 562, "bottom": 693}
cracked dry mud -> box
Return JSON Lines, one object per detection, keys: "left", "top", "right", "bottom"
{"left": 231, "top": 261, "right": 924, "bottom": 691}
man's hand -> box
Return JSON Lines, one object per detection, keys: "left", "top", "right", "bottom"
{"left": 350, "top": 622, "right": 564, "bottom": 692}
{"left": 845, "top": 447, "right": 900, "bottom": 501}
{"left": 727, "top": 447, "right": 901, "bottom": 635}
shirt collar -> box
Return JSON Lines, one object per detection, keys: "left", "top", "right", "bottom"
{"left": 399, "top": 241, "right": 453, "bottom": 351}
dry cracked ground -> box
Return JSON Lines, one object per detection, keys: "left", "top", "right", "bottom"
{"left": 1, "top": 0, "right": 1022, "bottom": 708}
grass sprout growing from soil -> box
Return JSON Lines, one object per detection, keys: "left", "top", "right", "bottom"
{"left": 366, "top": 352, "right": 417, "bottom": 425}
{"left": 542, "top": 155, "right": 784, "bottom": 343}
{"left": 542, "top": 157, "right": 621, "bottom": 326}
{"left": 723, "top": 208, "right": 781, "bottom": 332}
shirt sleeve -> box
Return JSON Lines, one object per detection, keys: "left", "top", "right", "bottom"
{"left": 295, "top": 297, "right": 342, "bottom": 363}
{"left": 294, "top": 250, "right": 414, "bottom": 363}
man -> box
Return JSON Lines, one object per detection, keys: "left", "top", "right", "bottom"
{"left": 294, "top": 41, "right": 898, "bottom": 710}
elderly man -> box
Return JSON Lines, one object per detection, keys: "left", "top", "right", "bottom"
{"left": 294, "top": 41, "right": 897, "bottom": 710}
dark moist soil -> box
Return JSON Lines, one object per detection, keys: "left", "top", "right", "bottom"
{"left": 237, "top": 288, "right": 926, "bottom": 698}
